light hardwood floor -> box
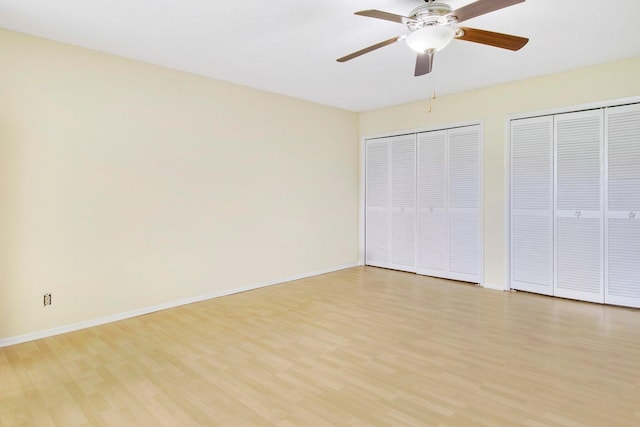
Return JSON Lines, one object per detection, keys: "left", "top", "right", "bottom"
{"left": 1, "top": 267, "right": 639, "bottom": 426}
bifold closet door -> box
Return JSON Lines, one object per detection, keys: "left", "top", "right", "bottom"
{"left": 391, "top": 135, "right": 417, "bottom": 270}
{"left": 417, "top": 130, "right": 447, "bottom": 277}
{"left": 417, "top": 126, "right": 482, "bottom": 283}
{"left": 365, "top": 139, "right": 389, "bottom": 267}
{"left": 605, "top": 104, "right": 640, "bottom": 307}
{"left": 365, "top": 135, "right": 416, "bottom": 272}
{"left": 554, "top": 110, "right": 604, "bottom": 303}
{"left": 447, "top": 126, "right": 482, "bottom": 283}
{"left": 510, "top": 116, "right": 554, "bottom": 295}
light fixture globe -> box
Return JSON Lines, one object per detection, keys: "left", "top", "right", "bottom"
{"left": 406, "top": 25, "right": 455, "bottom": 53}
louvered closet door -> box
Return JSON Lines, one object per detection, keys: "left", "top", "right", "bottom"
{"left": 365, "top": 135, "right": 417, "bottom": 272}
{"left": 390, "top": 135, "right": 417, "bottom": 271}
{"left": 447, "top": 126, "right": 482, "bottom": 283}
{"left": 365, "top": 139, "right": 390, "bottom": 267}
{"left": 605, "top": 104, "right": 640, "bottom": 307}
{"left": 417, "top": 130, "right": 447, "bottom": 277}
{"left": 510, "top": 116, "right": 554, "bottom": 295}
{"left": 554, "top": 110, "right": 604, "bottom": 303}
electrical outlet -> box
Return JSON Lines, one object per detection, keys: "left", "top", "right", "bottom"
{"left": 43, "top": 293, "right": 52, "bottom": 306}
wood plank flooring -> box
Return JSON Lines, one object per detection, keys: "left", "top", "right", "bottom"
{"left": 1, "top": 266, "right": 639, "bottom": 426}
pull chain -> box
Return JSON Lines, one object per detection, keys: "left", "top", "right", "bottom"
{"left": 427, "top": 74, "right": 436, "bottom": 113}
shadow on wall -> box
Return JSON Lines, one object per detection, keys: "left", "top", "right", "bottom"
{"left": 0, "top": 122, "right": 21, "bottom": 339}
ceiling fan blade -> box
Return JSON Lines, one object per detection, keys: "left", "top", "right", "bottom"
{"left": 337, "top": 36, "right": 405, "bottom": 62}
{"left": 354, "top": 9, "right": 417, "bottom": 25}
{"left": 456, "top": 27, "right": 529, "bottom": 50}
{"left": 415, "top": 50, "right": 435, "bottom": 76}
{"left": 450, "top": 0, "right": 525, "bottom": 23}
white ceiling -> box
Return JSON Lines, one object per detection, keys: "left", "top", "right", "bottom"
{"left": 1, "top": 0, "right": 639, "bottom": 112}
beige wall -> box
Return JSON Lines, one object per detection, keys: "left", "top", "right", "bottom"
{"left": 360, "top": 57, "right": 640, "bottom": 289}
{"left": 0, "top": 29, "right": 359, "bottom": 340}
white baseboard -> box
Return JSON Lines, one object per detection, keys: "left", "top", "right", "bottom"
{"left": 0, "top": 263, "right": 358, "bottom": 348}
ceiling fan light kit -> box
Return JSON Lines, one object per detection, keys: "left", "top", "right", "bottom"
{"left": 406, "top": 25, "right": 456, "bottom": 53}
{"left": 337, "top": 0, "right": 529, "bottom": 77}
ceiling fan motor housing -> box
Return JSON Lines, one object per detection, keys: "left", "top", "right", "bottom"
{"left": 408, "top": 1, "right": 458, "bottom": 31}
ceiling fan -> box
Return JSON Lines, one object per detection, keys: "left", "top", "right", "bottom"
{"left": 337, "top": 0, "right": 529, "bottom": 76}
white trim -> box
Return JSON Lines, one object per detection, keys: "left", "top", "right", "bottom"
{"left": 478, "top": 120, "right": 485, "bottom": 286}
{"left": 503, "top": 114, "right": 512, "bottom": 291}
{"left": 362, "top": 120, "right": 481, "bottom": 141}
{"left": 506, "top": 96, "right": 640, "bottom": 122}
{"left": 0, "top": 263, "right": 358, "bottom": 348}
{"left": 358, "top": 136, "right": 366, "bottom": 265}
{"left": 603, "top": 106, "right": 610, "bottom": 305}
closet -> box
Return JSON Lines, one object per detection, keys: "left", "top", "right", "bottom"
{"left": 510, "top": 102, "right": 640, "bottom": 308}
{"left": 365, "top": 124, "right": 483, "bottom": 284}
